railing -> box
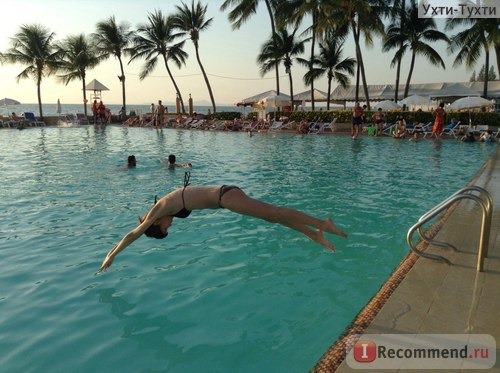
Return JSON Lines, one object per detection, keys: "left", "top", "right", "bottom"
{"left": 407, "top": 186, "right": 493, "bottom": 272}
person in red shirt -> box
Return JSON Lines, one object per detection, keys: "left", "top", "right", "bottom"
{"left": 432, "top": 102, "right": 446, "bottom": 139}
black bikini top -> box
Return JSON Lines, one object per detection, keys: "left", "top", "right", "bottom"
{"left": 154, "top": 171, "right": 192, "bottom": 218}
{"left": 174, "top": 172, "right": 192, "bottom": 218}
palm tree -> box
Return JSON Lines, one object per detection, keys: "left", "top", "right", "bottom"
{"left": 446, "top": 17, "right": 500, "bottom": 98}
{"left": 172, "top": 1, "right": 216, "bottom": 113}
{"left": 92, "top": 16, "right": 133, "bottom": 114}
{"left": 280, "top": 0, "right": 342, "bottom": 110}
{"left": 340, "top": 0, "right": 387, "bottom": 108}
{"left": 128, "top": 10, "right": 188, "bottom": 113}
{"left": 220, "top": 0, "right": 281, "bottom": 94}
{"left": 303, "top": 32, "right": 355, "bottom": 110}
{"left": 384, "top": 1, "right": 449, "bottom": 98}
{"left": 56, "top": 34, "right": 100, "bottom": 117}
{"left": 257, "top": 27, "right": 306, "bottom": 105}
{"left": 382, "top": 0, "right": 406, "bottom": 102}
{"left": 1, "top": 24, "right": 61, "bottom": 119}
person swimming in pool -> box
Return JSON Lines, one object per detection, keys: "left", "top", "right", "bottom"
{"left": 98, "top": 172, "right": 347, "bottom": 272}
{"left": 162, "top": 154, "right": 192, "bottom": 169}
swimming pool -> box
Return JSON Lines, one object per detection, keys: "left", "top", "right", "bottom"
{"left": 0, "top": 126, "right": 495, "bottom": 372}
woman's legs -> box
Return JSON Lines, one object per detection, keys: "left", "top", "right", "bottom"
{"left": 221, "top": 188, "right": 347, "bottom": 250}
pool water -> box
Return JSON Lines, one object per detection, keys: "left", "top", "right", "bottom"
{"left": 0, "top": 126, "right": 495, "bottom": 372}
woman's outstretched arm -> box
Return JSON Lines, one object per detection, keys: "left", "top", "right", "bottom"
{"left": 98, "top": 204, "right": 163, "bottom": 272}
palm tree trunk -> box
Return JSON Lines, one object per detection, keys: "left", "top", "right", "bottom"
{"left": 119, "top": 58, "right": 126, "bottom": 114}
{"left": 327, "top": 74, "right": 332, "bottom": 110}
{"left": 264, "top": 0, "right": 279, "bottom": 94}
{"left": 483, "top": 50, "right": 489, "bottom": 97}
{"left": 37, "top": 74, "right": 43, "bottom": 119}
{"left": 163, "top": 55, "right": 186, "bottom": 113}
{"left": 394, "top": 58, "right": 402, "bottom": 101}
{"left": 404, "top": 52, "right": 417, "bottom": 97}
{"left": 82, "top": 79, "right": 88, "bottom": 117}
{"left": 352, "top": 20, "right": 370, "bottom": 109}
{"left": 394, "top": 0, "right": 406, "bottom": 102}
{"left": 194, "top": 45, "right": 216, "bottom": 113}
{"left": 495, "top": 44, "right": 500, "bottom": 83}
{"left": 288, "top": 71, "right": 294, "bottom": 109}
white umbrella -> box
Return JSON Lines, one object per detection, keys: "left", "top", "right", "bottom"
{"left": 398, "top": 94, "right": 430, "bottom": 106}
{"left": 373, "top": 100, "right": 401, "bottom": 110}
{"left": 449, "top": 96, "right": 493, "bottom": 111}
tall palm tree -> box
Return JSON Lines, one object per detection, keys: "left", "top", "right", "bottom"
{"left": 280, "top": 0, "right": 342, "bottom": 110}
{"left": 92, "top": 16, "right": 133, "bottom": 114}
{"left": 384, "top": 1, "right": 449, "bottom": 98}
{"left": 128, "top": 10, "right": 188, "bottom": 113}
{"left": 257, "top": 27, "right": 306, "bottom": 105}
{"left": 1, "top": 24, "right": 61, "bottom": 119}
{"left": 303, "top": 32, "right": 355, "bottom": 110}
{"left": 387, "top": 0, "right": 406, "bottom": 102}
{"left": 446, "top": 17, "right": 500, "bottom": 98}
{"left": 338, "top": 0, "right": 387, "bottom": 108}
{"left": 56, "top": 34, "right": 100, "bottom": 117}
{"left": 220, "top": 0, "right": 281, "bottom": 94}
{"left": 172, "top": 1, "right": 216, "bottom": 113}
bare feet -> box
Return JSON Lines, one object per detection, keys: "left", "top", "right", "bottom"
{"left": 323, "top": 218, "right": 348, "bottom": 238}
{"left": 315, "top": 229, "right": 335, "bottom": 251}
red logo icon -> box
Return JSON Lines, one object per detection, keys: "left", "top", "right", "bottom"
{"left": 353, "top": 340, "right": 377, "bottom": 362}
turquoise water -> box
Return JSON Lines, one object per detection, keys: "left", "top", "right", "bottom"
{"left": 0, "top": 126, "right": 495, "bottom": 372}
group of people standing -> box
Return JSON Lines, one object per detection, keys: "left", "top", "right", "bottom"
{"left": 91, "top": 99, "right": 111, "bottom": 124}
{"left": 351, "top": 103, "right": 386, "bottom": 139}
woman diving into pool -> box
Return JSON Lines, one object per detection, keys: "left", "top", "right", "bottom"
{"left": 98, "top": 173, "right": 347, "bottom": 272}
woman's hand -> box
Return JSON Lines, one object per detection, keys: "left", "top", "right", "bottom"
{"left": 97, "top": 256, "right": 114, "bottom": 273}
{"left": 97, "top": 246, "right": 117, "bottom": 273}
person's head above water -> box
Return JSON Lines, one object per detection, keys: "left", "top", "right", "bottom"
{"left": 127, "top": 155, "right": 136, "bottom": 167}
{"left": 168, "top": 154, "right": 176, "bottom": 164}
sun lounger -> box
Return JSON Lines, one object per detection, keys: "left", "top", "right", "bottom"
{"left": 381, "top": 122, "right": 395, "bottom": 136}
{"left": 269, "top": 121, "right": 284, "bottom": 131}
{"left": 24, "top": 112, "right": 45, "bottom": 126}
{"left": 442, "top": 121, "right": 461, "bottom": 138}
{"left": 76, "top": 113, "right": 89, "bottom": 125}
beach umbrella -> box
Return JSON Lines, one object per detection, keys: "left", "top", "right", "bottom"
{"left": 176, "top": 95, "right": 181, "bottom": 115}
{"left": 399, "top": 94, "right": 430, "bottom": 107}
{"left": 188, "top": 94, "right": 193, "bottom": 116}
{"left": 449, "top": 96, "right": 493, "bottom": 111}
{"left": 373, "top": 100, "right": 401, "bottom": 110}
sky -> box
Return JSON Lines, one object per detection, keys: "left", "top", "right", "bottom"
{"left": 0, "top": 0, "right": 487, "bottom": 107}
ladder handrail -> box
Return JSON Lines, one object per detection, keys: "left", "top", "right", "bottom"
{"left": 417, "top": 186, "right": 492, "bottom": 256}
{"left": 407, "top": 186, "right": 492, "bottom": 272}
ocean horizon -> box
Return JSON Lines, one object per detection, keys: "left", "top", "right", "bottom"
{"left": 0, "top": 102, "right": 246, "bottom": 117}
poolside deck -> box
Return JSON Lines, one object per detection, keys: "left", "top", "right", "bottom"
{"left": 315, "top": 146, "right": 500, "bottom": 372}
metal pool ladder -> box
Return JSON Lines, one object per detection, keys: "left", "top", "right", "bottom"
{"left": 407, "top": 186, "right": 493, "bottom": 272}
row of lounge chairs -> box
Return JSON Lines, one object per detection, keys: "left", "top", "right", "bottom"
{"left": 0, "top": 112, "right": 46, "bottom": 128}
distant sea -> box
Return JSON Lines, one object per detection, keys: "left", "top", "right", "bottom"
{"left": 0, "top": 102, "right": 244, "bottom": 117}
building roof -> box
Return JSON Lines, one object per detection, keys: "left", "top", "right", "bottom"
{"left": 330, "top": 81, "right": 500, "bottom": 102}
